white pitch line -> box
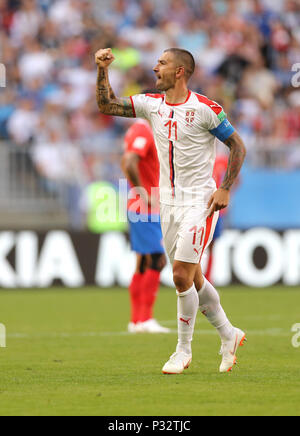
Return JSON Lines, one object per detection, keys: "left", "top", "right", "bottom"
{"left": 6, "top": 328, "right": 290, "bottom": 339}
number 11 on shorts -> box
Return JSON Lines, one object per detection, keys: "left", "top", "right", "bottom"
{"left": 190, "top": 226, "right": 204, "bottom": 255}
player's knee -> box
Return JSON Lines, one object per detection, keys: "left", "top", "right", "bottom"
{"left": 151, "top": 253, "right": 167, "bottom": 272}
{"left": 173, "top": 265, "right": 193, "bottom": 292}
{"left": 138, "top": 255, "right": 148, "bottom": 274}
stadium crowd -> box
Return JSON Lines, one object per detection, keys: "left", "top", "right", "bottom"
{"left": 0, "top": 0, "right": 300, "bottom": 226}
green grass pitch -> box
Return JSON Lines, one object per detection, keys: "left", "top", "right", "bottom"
{"left": 0, "top": 286, "right": 300, "bottom": 416}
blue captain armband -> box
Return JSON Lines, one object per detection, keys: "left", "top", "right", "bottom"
{"left": 210, "top": 119, "right": 235, "bottom": 142}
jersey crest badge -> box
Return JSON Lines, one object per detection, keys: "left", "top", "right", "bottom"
{"left": 185, "top": 111, "right": 195, "bottom": 126}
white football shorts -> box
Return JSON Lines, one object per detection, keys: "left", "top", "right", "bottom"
{"left": 160, "top": 204, "right": 219, "bottom": 265}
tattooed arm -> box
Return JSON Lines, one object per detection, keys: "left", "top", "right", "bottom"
{"left": 95, "top": 48, "right": 135, "bottom": 118}
{"left": 208, "top": 131, "right": 246, "bottom": 217}
{"left": 221, "top": 131, "right": 246, "bottom": 191}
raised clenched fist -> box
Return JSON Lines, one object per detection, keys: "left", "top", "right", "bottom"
{"left": 95, "top": 48, "right": 115, "bottom": 68}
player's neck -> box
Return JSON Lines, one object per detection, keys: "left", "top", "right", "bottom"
{"left": 165, "top": 84, "right": 190, "bottom": 105}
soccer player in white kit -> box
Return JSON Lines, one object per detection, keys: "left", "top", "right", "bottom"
{"left": 95, "top": 47, "right": 247, "bottom": 374}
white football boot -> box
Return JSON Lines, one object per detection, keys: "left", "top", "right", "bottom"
{"left": 138, "top": 319, "right": 171, "bottom": 334}
{"left": 162, "top": 351, "right": 192, "bottom": 374}
{"left": 127, "top": 322, "right": 141, "bottom": 333}
{"left": 219, "top": 328, "right": 247, "bottom": 373}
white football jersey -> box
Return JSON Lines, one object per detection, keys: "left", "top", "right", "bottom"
{"left": 130, "top": 91, "right": 235, "bottom": 206}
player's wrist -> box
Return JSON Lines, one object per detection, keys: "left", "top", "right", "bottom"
{"left": 219, "top": 185, "right": 231, "bottom": 192}
{"left": 97, "top": 63, "right": 108, "bottom": 70}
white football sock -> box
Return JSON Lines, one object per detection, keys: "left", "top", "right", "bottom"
{"left": 176, "top": 284, "right": 199, "bottom": 355}
{"left": 198, "top": 277, "right": 235, "bottom": 342}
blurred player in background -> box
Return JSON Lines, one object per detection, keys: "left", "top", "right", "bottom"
{"left": 95, "top": 47, "right": 247, "bottom": 374}
{"left": 122, "top": 97, "right": 170, "bottom": 334}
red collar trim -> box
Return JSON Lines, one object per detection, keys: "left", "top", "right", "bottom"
{"left": 165, "top": 90, "right": 191, "bottom": 106}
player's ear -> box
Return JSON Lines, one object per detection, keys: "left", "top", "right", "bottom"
{"left": 176, "top": 66, "right": 185, "bottom": 79}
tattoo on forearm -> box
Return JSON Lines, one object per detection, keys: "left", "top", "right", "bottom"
{"left": 221, "top": 134, "right": 246, "bottom": 191}
{"left": 109, "top": 85, "right": 116, "bottom": 100}
{"left": 96, "top": 67, "right": 110, "bottom": 106}
{"left": 96, "top": 66, "right": 134, "bottom": 118}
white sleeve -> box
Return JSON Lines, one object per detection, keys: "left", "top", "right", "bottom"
{"left": 201, "top": 103, "right": 225, "bottom": 131}
{"left": 130, "top": 94, "right": 152, "bottom": 120}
